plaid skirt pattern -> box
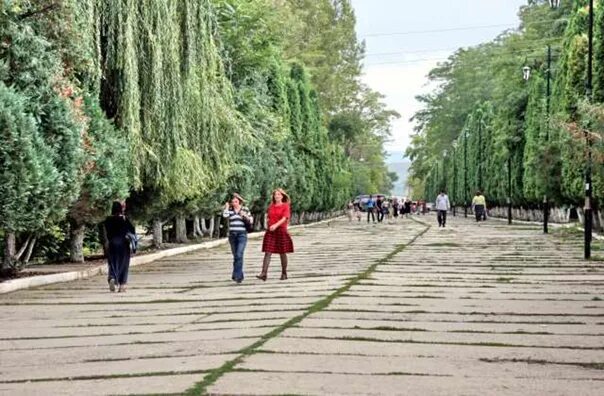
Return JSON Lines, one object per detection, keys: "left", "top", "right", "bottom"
{"left": 262, "top": 228, "right": 294, "bottom": 254}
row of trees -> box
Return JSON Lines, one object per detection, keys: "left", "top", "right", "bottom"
{"left": 0, "top": 0, "right": 398, "bottom": 269}
{"left": 407, "top": 1, "right": 604, "bottom": 215}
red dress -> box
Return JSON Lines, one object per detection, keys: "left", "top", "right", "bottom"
{"left": 262, "top": 203, "right": 294, "bottom": 254}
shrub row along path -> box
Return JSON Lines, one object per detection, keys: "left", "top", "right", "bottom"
{"left": 0, "top": 217, "right": 603, "bottom": 395}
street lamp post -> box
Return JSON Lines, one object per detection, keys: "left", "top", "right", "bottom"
{"left": 523, "top": 5, "right": 558, "bottom": 232}
{"left": 453, "top": 148, "right": 457, "bottom": 217}
{"left": 585, "top": 0, "right": 594, "bottom": 260}
{"left": 544, "top": 44, "right": 552, "bottom": 234}
{"left": 543, "top": 0, "right": 561, "bottom": 233}
{"left": 508, "top": 151, "right": 512, "bottom": 225}
{"left": 464, "top": 129, "right": 468, "bottom": 218}
{"left": 477, "top": 115, "right": 483, "bottom": 191}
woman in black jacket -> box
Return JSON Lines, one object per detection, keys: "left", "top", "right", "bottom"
{"left": 104, "top": 201, "right": 135, "bottom": 292}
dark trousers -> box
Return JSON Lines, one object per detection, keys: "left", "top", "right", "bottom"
{"left": 475, "top": 205, "right": 485, "bottom": 222}
{"left": 437, "top": 210, "right": 447, "bottom": 227}
{"left": 367, "top": 209, "right": 375, "bottom": 223}
{"left": 108, "top": 238, "right": 131, "bottom": 284}
{"left": 228, "top": 232, "right": 247, "bottom": 281}
{"left": 377, "top": 208, "right": 384, "bottom": 222}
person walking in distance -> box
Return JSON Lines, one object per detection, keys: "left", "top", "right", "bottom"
{"left": 376, "top": 196, "right": 384, "bottom": 223}
{"left": 346, "top": 200, "right": 354, "bottom": 222}
{"left": 472, "top": 191, "right": 487, "bottom": 222}
{"left": 435, "top": 190, "right": 450, "bottom": 227}
{"left": 354, "top": 201, "right": 362, "bottom": 222}
{"left": 404, "top": 199, "right": 412, "bottom": 219}
{"left": 223, "top": 193, "right": 253, "bottom": 283}
{"left": 103, "top": 201, "right": 135, "bottom": 293}
{"left": 257, "top": 188, "right": 294, "bottom": 281}
{"left": 366, "top": 195, "right": 376, "bottom": 223}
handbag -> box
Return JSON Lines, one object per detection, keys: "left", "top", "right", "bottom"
{"left": 241, "top": 214, "right": 254, "bottom": 233}
{"left": 126, "top": 232, "right": 138, "bottom": 253}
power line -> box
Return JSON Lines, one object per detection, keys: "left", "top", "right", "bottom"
{"left": 364, "top": 38, "right": 561, "bottom": 58}
{"left": 365, "top": 52, "right": 559, "bottom": 67}
{"left": 365, "top": 47, "right": 460, "bottom": 58}
{"left": 364, "top": 41, "right": 562, "bottom": 66}
{"left": 365, "top": 40, "right": 551, "bottom": 57}
{"left": 365, "top": 57, "right": 448, "bottom": 66}
{"left": 361, "top": 23, "right": 516, "bottom": 38}
{"left": 360, "top": 18, "right": 567, "bottom": 39}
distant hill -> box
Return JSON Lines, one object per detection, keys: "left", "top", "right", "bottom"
{"left": 386, "top": 152, "right": 410, "bottom": 196}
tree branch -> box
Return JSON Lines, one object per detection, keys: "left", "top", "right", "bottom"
{"left": 24, "top": 237, "right": 37, "bottom": 265}
{"left": 14, "top": 236, "right": 31, "bottom": 261}
{"left": 18, "top": 2, "right": 60, "bottom": 20}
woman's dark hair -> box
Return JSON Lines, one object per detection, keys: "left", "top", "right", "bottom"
{"left": 111, "top": 201, "right": 124, "bottom": 216}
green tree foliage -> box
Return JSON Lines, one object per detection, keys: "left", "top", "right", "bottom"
{"left": 0, "top": 8, "right": 84, "bottom": 268}
{"left": 1, "top": 0, "right": 399, "bottom": 265}
{"left": 408, "top": 0, "right": 604, "bottom": 211}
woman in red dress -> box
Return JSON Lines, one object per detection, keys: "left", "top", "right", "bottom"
{"left": 257, "top": 188, "right": 294, "bottom": 281}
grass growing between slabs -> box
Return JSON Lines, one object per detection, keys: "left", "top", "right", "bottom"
{"left": 182, "top": 223, "right": 431, "bottom": 395}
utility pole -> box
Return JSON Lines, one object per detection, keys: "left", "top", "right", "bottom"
{"left": 584, "top": 0, "right": 594, "bottom": 260}
{"left": 544, "top": 44, "right": 552, "bottom": 234}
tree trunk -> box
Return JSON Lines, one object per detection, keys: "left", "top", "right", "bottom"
{"left": 200, "top": 217, "right": 209, "bottom": 237}
{"left": 3, "top": 232, "right": 16, "bottom": 270}
{"left": 193, "top": 215, "right": 203, "bottom": 237}
{"left": 253, "top": 213, "right": 262, "bottom": 231}
{"left": 24, "top": 237, "right": 36, "bottom": 264}
{"left": 214, "top": 215, "right": 224, "bottom": 239}
{"left": 175, "top": 214, "right": 188, "bottom": 243}
{"left": 208, "top": 217, "right": 215, "bottom": 239}
{"left": 70, "top": 223, "right": 86, "bottom": 263}
{"left": 153, "top": 219, "right": 163, "bottom": 249}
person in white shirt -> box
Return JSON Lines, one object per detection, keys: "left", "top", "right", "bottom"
{"left": 435, "top": 190, "right": 451, "bottom": 227}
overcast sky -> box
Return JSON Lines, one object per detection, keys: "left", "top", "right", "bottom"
{"left": 350, "top": 0, "right": 528, "bottom": 161}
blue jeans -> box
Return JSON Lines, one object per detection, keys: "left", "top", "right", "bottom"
{"left": 228, "top": 232, "right": 247, "bottom": 282}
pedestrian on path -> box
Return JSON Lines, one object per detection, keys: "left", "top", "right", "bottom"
{"left": 346, "top": 200, "right": 354, "bottom": 222}
{"left": 472, "top": 191, "right": 487, "bottom": 222}
{"left": 392, "top": 198, "right": 399, "bottom": 219}
{"left": 223, "top": 193, "right": 253, "bottom": 283}
{"left": 103, "top": 201, "right": 135, "bottom": 293}
{"left": 354, "top": 201, "right": 362, "bottom": 222}
{"left": 366, "top": 195, "right": 376, "bottom": 223}
{"left": 257, "top": 188, "right": 294, "bottom": 281}
{"left": 435, "top": 190, "right": 450, "bottom": 227}
{"left": 376, "top": 196, "right": 384, "bottom": 223}
{"left": 404, "top": 199, "right": 412, "bottom": 218}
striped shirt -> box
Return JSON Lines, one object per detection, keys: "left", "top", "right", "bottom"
{"left": 223, "top": 207, "right": 252, "bottom": 233}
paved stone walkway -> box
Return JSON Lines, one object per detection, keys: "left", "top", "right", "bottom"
{"left": 0, "top": 217, "right": 603, "bottom": 395}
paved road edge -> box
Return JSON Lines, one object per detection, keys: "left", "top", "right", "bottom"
{"left": 0, "top": 217, "right": 342, "bottom": 294}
